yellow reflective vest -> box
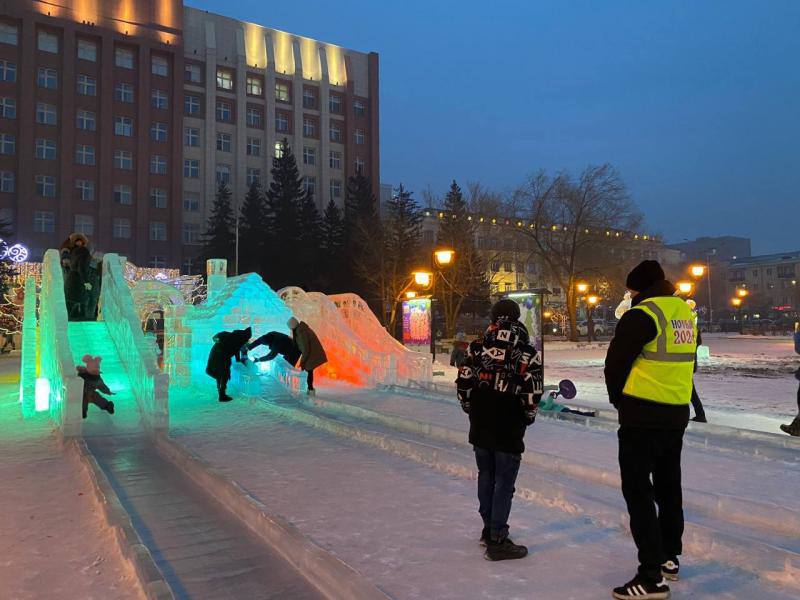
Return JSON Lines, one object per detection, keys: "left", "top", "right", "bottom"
{"left": 622, "top": 296, "right": 697, "bottom": 406}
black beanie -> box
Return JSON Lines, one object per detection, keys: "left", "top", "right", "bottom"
{"left": 626, "top": 260, "right": 666, "bottom": 292}
{"left": 491, "top": 299, "right": 521, "bottom": 322}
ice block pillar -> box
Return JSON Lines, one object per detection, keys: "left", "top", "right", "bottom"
{"left": 19, "top": 276, "right": 37, "bottom": 417}
{"left": 207, "top": 259, "right": 228, "bottom": 299}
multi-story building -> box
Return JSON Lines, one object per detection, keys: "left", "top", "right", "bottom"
{"left": 0, "top": 2, "right": 379, "bottom": 271}
{"left": 666, "top": 236, "right": 752, "bottom": 264}
{"left": 726, "top": 251, "right": 799, "bottom": 312}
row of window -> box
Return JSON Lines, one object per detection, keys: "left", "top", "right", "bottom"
{"left": 31, "top": 211, "right": 171, "bottom": 241}
{"left": 729, "top": 265, "right": 797, "bottom": 281}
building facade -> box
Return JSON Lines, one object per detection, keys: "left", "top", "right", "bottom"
{"left": 726, "top": 251, "right": 799, "bottom": 312}
{"left": 0, "top": 2, "right": 379, "bottom": 270}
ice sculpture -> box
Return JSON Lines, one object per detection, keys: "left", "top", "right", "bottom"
{"left": 19, "top": 276, "right": 37, "bottom": 417}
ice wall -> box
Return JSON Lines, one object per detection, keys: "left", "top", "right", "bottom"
{"left": 19, "top": 276, "right": 37, "bottom": 417}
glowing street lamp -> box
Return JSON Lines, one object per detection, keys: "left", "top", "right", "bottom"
{"left": 576, "top": 282, "right": 589, "bottom": 294}
{"left": 736, "top": 288, "right": 749, "bottom": 298}
{"left": 543, "top": 310, "right": 553, "bottom": 319}
{"left": 586, "top": 294, "right": 600, "bottom": 306}
{"left": 690, "top": 265, "right": 706, "bottom": 279}
{"left": 405, "top": 290, "right": 417, "bottom": 299}
{"left": 731, "top": 297, "right": 742, "bottom": 307}
{"left": 676, "top": 281, "right": 694, "bottom": 295}
{"left": 433, "top": 248, "right": 454, "bottom": 267}
{"left": 413, "top": 271, "right": 433, "bottom": 288}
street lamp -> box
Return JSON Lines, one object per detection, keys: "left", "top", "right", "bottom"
{"left": 576, "top": 282, "right": 589, "bottom": 294}
{"left": 690, "top": 265, "right": 706, "bottom": 278}
{"left": 676, "top": 281, "right": 694, "bottom": 295}
{"left": 731, "top": 297, "right": 744, "bottom": 332}
{"left": 413, "top": 270, "right": 433, "bottom": 288}
{"left": 586, "top": 294, "right": 600, "bottom": 342}
{"left": 434, "top": 248, "right": 455, "bottom": 267}
{"left": 736, "top": 288, "right": 749, "bottom": 298}
{"left": 405, "top": 290, "right": 417, "bottom": 299}
{"left": 690, "top": 261, "right": 714, "bottom": 328}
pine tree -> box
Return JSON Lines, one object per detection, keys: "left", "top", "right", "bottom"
{"left": 295, "top": 189, "right": 322, "bottom": 290}
{"left": 238, "top": 181, "right": 269, "bottom": 276}
{"left": 343, "top": 174, "right": 379, "bottom": 296}
{"left": 318, "top": 199, "right": 345, "bottom": 293}
{"left": 199, "top": 183, "right": 236, "bottom": 272}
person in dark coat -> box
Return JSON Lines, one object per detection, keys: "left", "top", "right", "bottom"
{"left": 456, "top": 299, "right": 543, "bottom": 562}
{"left": 64, "top": 233, "right": 91, "bottom": 320}
{"left": 248, "top": 331, "right": 301, "bottom": 367}
{"left": 288, "top": 317, "right": 327, "bottom": 395}
{"left": 206, "top": 327, "right": 251, "bottom": 402}
{"left": 780, "top": 323, "right": 800, "bottom": 436}
{"left": 76, "top": 355, "right": 115, "bottom": 418}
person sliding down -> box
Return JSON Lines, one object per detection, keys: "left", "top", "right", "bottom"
{"left": 287, "top": 318, "right": 327, "bottom": 396}
{"left": 206, "top": 327, "right": 251, "bottom": 402}
{"left": 76, "top": 355, "right": 115, "bottom": 418}
{"left": 456, "top": 299, "right": 543, "bottom": 562}
{"left": 248, "top": 331, "right": 301, "bottom": 368}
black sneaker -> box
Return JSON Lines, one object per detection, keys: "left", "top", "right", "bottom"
{"left": 612, "top": 575, "right": 670, "bottom": 599}
{"left": 691, "top": 416, "right": 707, "bottom": 423}
{"left": 780, "top": 417, "right": 800, "bottom": 436}
{"left": 662, "top": 557, "right": 679, "bottom": 581}
{"left": 218, "top": 395, "right": 233, "bottom": 403}
{"left": 484, "top": 537, "right": 528, "bottom": 561}
{"left": 479, "top": 527, "right": 490, "bottom": 547}
{"left": 106, "top": 402, "right": 115, "bottom": 415}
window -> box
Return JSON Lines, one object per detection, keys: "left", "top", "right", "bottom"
{"left": 275, "top": 112, "right": 289, "bottom": 132}
{"left": 34, "top": 211, "right": 55, "bottom": 233}
{"left": 246, "top": 137, "right": 261, "bottom": 156}
{"left": 37, "top": 68, "right": 57, "bottom": 89}
{"left": 36, "top": 103, "right": 57, "bottom": 125}
{"left": 115, "top": 116, "right": 134, "bottom": 137}
{"left": 150, "top": 188, "right": 167, "bottom": 209}
{"left": 183, "top": 159, "right": 199, "bottom": 178}
{"left": 183, "top": 195, "right": 200, "bottom": 212}
{"left": 355, "top": 129, "right": 365, "bottom": 145}
{"left": 152, "top": 89, "right": 168, "bottom": 110}
{"left": 114, "top": 150, "right": 133, "bottom": 170}
{"left": 75, "top": 144, "right": 95, "bottom": 165}
{"left": 77, "top": 110, "right": 96, "bottom": 131}
{"left": 181, "top": 259, "right": 196, "bottom": 274}
{"left": 184, "top": 94, "right": 200, "bottom": 115}
{"left": 328, "top": 94, "right": 342, "bottom": 113}
{"left": 0, "top": 97, "right": 15, "bottom": 118}
{"left": 115, "top": 82, "right": 134, "bottom": 103}
{"left": 148, "top": 255, "right": 167, "bottom": 268}
{"left": 216, "top": 164, "right": 231, "bottom": 185}
{"left": 182, "top": 223, "right": 201, "bottom": 244}
{"left": 115, "top": 47, "right": 134, "bottom": 69}
{"left": 303, "top": 88, "right": 316, "bottom": 109}
{"left": 329, "top": 123, "right": 342, "bottom": 143}
{"left": 216, "top": 132, "right": 232, "bottom": 152}
{"left": 0, "top": 171, "right": 14, "bottom": 192}
{"left": 184, "top": 127, "right": 199, "bottom": 147}
{"left": 246, "top": 107, "right": 263, "bottom": 128}
{"left": 246, "top": 75, "right": 262, "bottom": 96}
{"left": 185, "top": 63, "right": 202, "bottom": 84}
{"left": 216, "top": 68, "right": 233, "bottom": 90}
{"left": 246, "top": 168, "right": 261, "bottom": 186}
{"left": 491, "top": 261, "right": 500, "bottom": 272}
{"left": 75, "top": 179, "right": 94, "bottom": 201}
{"left": 0, "top": 60, "right": 16, "bottom": 82}
{"left": 274, "top": 141, "right": 285, "bottom": 158}
{"left": 113, "top": 218, "right": 131, "bottom": 238}
{"left": 74, "top": 214, "right": 94, "bottom": 236}
{"left": 216, "top": 100, "right": 232, "bottom": 122}
{"left": 353, "top": 100, "right": 366, "bottom": 117}
{"left": 355, "top": 157, "right": 365, "bottom": 174}
{"left": 303, "top": 117, "right": 316, "bottom": 137}
{"left": 35, "top": 138, "right": 56, "bottom": 160}
{"left": 150, "top": 122, "right": 168, "bottom": 142}
{"left": 77, "top": 39, "right": 97, "bottom": 62}
{"left": 38, "top": 31, "right": 58, "bottom": 53}
{"left": 149, "top": 221, "right": 167, "bottom": 241}
{"left": 329, "top": 150, "right": 341, "bottom": 169}
{"left": 767, "top": 268, "right": 773, "bottom": 276}
{"left": 0, "top": 133, "right": 15, "bottom": 155}
{"left": 330, "top": 178, "right": 342, "bottom": 199}
{"left": 114, "top": 184, "right": 132, "bottom": 204}
{"left": 778, "top": 265, "right": 795, "bottom": 278}
{"left": 151, "top": 55, "right": 168, "bottom": 76}
{"left": 303, "top": 147, "right": 316, "bottom": 166}
{"left": 0, "top": 23, "right": 18, "bottom": 46}
{"left": 302, "top": 176, "right": 315, "bottom": 195}
{"left": 35, "top": 175, "right": 56, "bottom": 197}
{"left": 150, "top": 155, "right": 167, "bottom": 175}
{"left": 77, "top": 74, "right": 97, "bottom": 96}
{"left": 275, "top": 81, "right": 290, "bottom": 102}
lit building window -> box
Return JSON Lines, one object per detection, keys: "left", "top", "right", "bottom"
{"left": 113, "top": 218, "right": 131, "bottom": 239}
{"left": 114, "top": 150, "right": 133, "bottom": 170}
{"left": 216, "top": 68, "right": 233, "bottom": 90}
{"left": 75, "top": 179, "right": 94, "bottom": 201}
{"left": 77, "top": 39, "right": 97, "bottom": 62}
{"left": 114, "top": 116, "right": 134, "bottom": 137}
{"left": 151, "top": 55, "right": 168, "bottom": 77}
{"left": 274, "top": 141, "right": 285, "bottom": 158}
{"left": 35, "top": 138, "right": 57, "bottom": 160}
{"left": 152, "top": 89, "right": 168, "bottom": 109}
{"left": 275, "top": 81, "right": 290, "bottom": 102}
{"left": 151, "top": 122, "right": 168, "bottom": 142}
{"left": 246, "top": 75, "right": 263, "bottom": 96}
{"left": 150, "top": 155, "right": 167, "bottom": 175}
{"left": 36, "top": 103, "right": 57, "bottom": 125}
{"left": 35, "top": 175, "right": 56, "bottom": 197}
{"left": 77, "top": 74, "right": 97, "bottom": 96}
{"left": 75, "top": 144, "right": 96, "bottom": 166}
{"left": 37, "top": 68, "right": 57, "bottom": 89}
{"left": 115, "top": 83, "right": 134, "bottom": 103}
{"left": 77, "top": 110, "right": 96, "bottom": 131}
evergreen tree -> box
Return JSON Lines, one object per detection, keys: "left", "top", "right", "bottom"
{"left": 318, "top": 199, "right": 345, "bottom": 292}
{"left": 343, "top": 174, "right": 379, "bottom": 296}
{"left": 295, "top": 189, "right": 322, "bottom": 290}
{"left": 199, "top": 183, "right": 236, "bottom": 272}
{"left": 238, "top": 181, "right": 269, "bottom": 276}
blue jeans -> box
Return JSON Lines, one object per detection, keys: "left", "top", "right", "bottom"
{"left": 474, "top": 446, "right": 522, "bottom": 540}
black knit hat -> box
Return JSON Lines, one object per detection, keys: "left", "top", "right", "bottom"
{"left": 491, "top": 299, "right": 521, "bottom": 322}
{"left": 626, "top": 260, "right": 666, "bottom": 292}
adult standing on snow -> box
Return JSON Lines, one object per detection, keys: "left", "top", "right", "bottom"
{"left": 456, "top": 299, "right": 543, "bottom": 561}
{"left": 205, "top": 327, "right": 251, "bottom": 402}
{"left": 779, "top": 323, "right": 800, "bottom": 436}
{"left": 288, "top": 317, "right": 327, "bottom": 395}
{"left": 605, "top": 260, "right": 697, "bottom": 600}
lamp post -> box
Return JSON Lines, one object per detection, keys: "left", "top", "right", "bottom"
{"left": 586, "top": 294, "right": 600, "bottom": 342}
{"left": 689, "top": 263, "right": 712, "bottom": 327}
{"left": 731, "top": 297, "right": 743, "bottom": 332}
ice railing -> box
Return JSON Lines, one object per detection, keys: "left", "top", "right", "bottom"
{"left": 101, "top": 254, "right": 169, "bottom": 432}
{"left": 279, "top": 287, "right": 388, "bottom": 386}
{"left": 329, "top": 292, "right": 432, "bottom": 385}
{"left": 19, "top": 275, "right": 37, "bottom": 417}
{"left": 39, "top": 250, "right": 83, "bottom": 436}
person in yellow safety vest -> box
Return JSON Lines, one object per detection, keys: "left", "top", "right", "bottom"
{"left": 605, "top": 260, "right": 697, "bottom": 600}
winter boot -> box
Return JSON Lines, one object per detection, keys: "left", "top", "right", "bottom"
{"left": 612, "top": 575, "right": 670, "bottom": 599}
{"left": 780, "top": 417, "right": 800, "bottom": 437}
{"left": 661, "top": 557, "right": 680, "bottom": 581}
{"left": 479, "top": 526, "right": 491, "bottom": 547}
{"left": 691, "top": 415, "right": 707, "bottom": 423}
{"left": 217, "top": 381, "right": 233, "bottom": 403}
{"left": 307, "top": 388, "right": 316, "bottom": 397}
{"left": 106, "top": 402, "right": 115, "bottom": 415}
{"left": 484, "top": 537, "right": 528, "bottom": 561}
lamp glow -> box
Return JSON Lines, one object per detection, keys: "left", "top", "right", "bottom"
{"left": 690, "top": 265, "right": 706, "bottom": 278}
{"left": 736, "top": 288, "right": 749, "bottom": 298}
{"left": 587, "top": 295, "right": 600, "bottom": 306}
{"left": 731, "top": 297, "right": 742, "bottom": 307}
{"left": 405, "top": 290, "right": 417, "bottom": 299}
{"left": 434, "top": 249, "right": 454, "bottom": 267}
{"left": 576, "top": 282, "right": 589, "bottom": 294}
{"left": 413, "top": 271, "right": 432, "bottom": 287}
{"left": 35, "top": 377, "right": 50, "bottom": 412}
{"left": 677, "top": 281, "right": 694, "bottom": 295}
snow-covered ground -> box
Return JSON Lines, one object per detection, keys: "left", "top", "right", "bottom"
{"left": 0, "top": 356, "right": 143, "bottom": 600}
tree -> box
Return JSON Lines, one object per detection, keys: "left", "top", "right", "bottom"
{"left": 517, "top": 164, "right": 642, "bottom": 341}
{"left": 318, "top": 199, "right": 345, "bottom": 292}
{"left": 238, "top": 181, "right": 269, "bottom": 276}
{"left": 343, "top": 174, "right": 379, "bottom": 297}
{"left": 435, "top": 180, "right": 490, "bottom": 336}
{"left": 199, "top": 183, "right": 236, "bottom": 272}
{"left": 295, "top": 188, "right": 322, "bottom": 290}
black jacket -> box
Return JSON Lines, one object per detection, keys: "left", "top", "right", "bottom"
{"left": 604, "top": 280, "right": 690, "bottom": 430}
{"left": 206, "top": 328, "right": 251, "bottom": 380}
{"left": 249, "top": 332, "right": 301, "bottom": 366}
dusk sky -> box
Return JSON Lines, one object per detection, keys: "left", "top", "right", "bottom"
{"left": 192, "top": 0, "right": 800, "bottom": 254}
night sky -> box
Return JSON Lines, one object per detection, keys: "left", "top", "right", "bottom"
{"left": 191, "top": 0, "right": 800, "bottom": 254}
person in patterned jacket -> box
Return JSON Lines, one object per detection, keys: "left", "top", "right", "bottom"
{"left": 456, "top": 299, "right": 543, "bottom": 561}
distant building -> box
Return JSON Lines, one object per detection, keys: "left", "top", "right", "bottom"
{"left": 726, "top": 251, "right": 799, "bottom": 312}
{"left": 667, "top": 236, "right": 751, "bottom": 264}
{"left": 378, "top": 182, "right": 392, "bottom": 216}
